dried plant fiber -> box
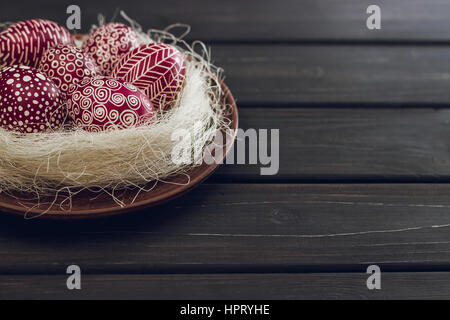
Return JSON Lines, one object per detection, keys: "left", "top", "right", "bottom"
{"left": 0, "top": 15, "right": 231, "bottom": 214}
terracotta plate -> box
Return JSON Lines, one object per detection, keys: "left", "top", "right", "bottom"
{"left": 0, "top": 80, "right": 238, "bottom": 219}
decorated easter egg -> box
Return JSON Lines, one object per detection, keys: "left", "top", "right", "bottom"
{"left": 38, "top": 44, "right": 99, "bottom": 96}
{"left": 112, "top": 43, "right": 186, "bottom": 109}
{"left": 82, "top": 23, "right": 141, "bottom": 76}
{"left": 0, "top": 65, "right": 66, "bottom": 133}
{"left": 0, "top": 19, "right": 74, "bottom": 69}
{"left": 67, "top": 77, "right": 154, "bottom": 132}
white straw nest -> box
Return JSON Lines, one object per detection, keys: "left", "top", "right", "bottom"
{"left": 0, "top": 20, "right": 232, "bottom": 211}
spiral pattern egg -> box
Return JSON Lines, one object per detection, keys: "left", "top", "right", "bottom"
{"left": 0, "top": 65, "right": 66, "bottom": 133}
{"left": 38, "top": 44, "right": 100, "bottom": 96}
{"left": 0, "top": 19, "right": 74, "bottom": 69}
{"left": 82, "top": 23, "right": 141, "bottom": 76}
{"left": 67, "top": 77, "right": 154, "bottom": 132}
{"left": 112, "top": 43, "right": 186, "bottom": 109}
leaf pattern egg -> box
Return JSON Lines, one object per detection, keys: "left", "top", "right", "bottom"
{"left": 0, "top": 19, "right": 74, "bottom": 69}
{"left": 82, "top": 23, "right": 141, "bottom": 76}
{"left": 38, "top": 44, "right": 100, "bottom": 96}
{"left": 67, "top": 77, "right": 155, "bottom": 132}
{"left": 112, "top": 43, "right": 186, "bottom": 109}
{"left": 0, "top": 65, "right": 66, "bottom": 133}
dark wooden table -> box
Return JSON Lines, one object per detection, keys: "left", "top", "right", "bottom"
{"left": 1, "top": 0, "right": 450, "bottom": 299}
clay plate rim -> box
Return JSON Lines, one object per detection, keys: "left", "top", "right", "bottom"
{"left": 0, "top": 80, "right": 238, "bottom": 220}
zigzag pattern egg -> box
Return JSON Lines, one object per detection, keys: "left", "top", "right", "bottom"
{"left": 112, "top": 43, "right": 186, "bottom": 109}
{"left": 0, "top": 65, "right": 66, "bottom": 133}
{"left": 0, "top": 19, "right": 74, "bottom": 69}
{"left": 38, "top": 44, "right": 100, "bottom": 96}
{"left": 67, "top": 77, "right": 154, "bottom": 132}
{"left": 82, "top": 23, "right": 141, "bottom": 76}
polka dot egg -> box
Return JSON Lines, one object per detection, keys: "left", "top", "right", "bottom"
{"left": 0, "top": 65, "right": 66, "bottom": 133}
{"left": 38, "top": 43, "right": 100, "bottom": 96}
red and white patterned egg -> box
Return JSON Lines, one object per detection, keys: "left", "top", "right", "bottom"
{"left": 38, "top": 44, "right": 99, "bottom": 96}
{"left": 0, "top": 65, "right": 66, "bottom": 133}
{"left": 112, "top": 43, "right": 186, "bottom": 109}
{"left": 0, "top": 19, "right": 74, "bottom": 69}
{"left": 67, "top": 77, "right": 154, "bottom": 132}
{"left": 82, "top": 23, "right": 141, "bottom": 76}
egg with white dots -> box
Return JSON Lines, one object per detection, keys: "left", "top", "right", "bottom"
{"left": 0, "top": 65, "right": 67, "bottom": 133}
{"left": 38, "top": 43, "right": 100, "bottom": 96}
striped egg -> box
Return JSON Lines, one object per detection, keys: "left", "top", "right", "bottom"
{"left": 0, "top": 65, "right": 66, "bottom": 133}
{"left": 67, "top": 77, "right": 154, "bottom": 132}
{"left": 0, "top": 19, "right": 74, "bottom": 69}
{"left": 38, "top": 44, "right": 100, "bottom": 96}
{"left": 82, "top": 23, "right": 141, "bottom": 76}
{"left": 112, "top": 43, "right": 186, "bottom": 109}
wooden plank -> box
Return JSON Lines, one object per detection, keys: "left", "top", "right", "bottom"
{"left": 214, "top": 108, "right": 450, "bottom": 181}
{"left": 5, "top": 14, "right": 450, "bottom": 105}
{"left": 212, "top": 44, "right": 450, "bottom": 106}
{"left": 4, "top": 0, "right": 450, "bottom": 42}
{"left": 1, "top": 272, "right": 450, "bottom": 299}
{"left": 1, "top": 184, "right": 450, "bottom": 273}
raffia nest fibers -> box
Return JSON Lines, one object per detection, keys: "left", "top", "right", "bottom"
{"left": 0, "top": 20, "right": 231, "bottom": 209}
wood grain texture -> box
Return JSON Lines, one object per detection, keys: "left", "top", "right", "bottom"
{"left": 212, "top": 44, "right": 450, "bottom": 106}
{"left": 1, "top": 184, "right": 450, "bottom": 273}
{"left": 3, "top": 0, "right": 450, "bottom": 42}
{"left": 2, "top": 0, "right": 450, "bottom": 299}
{"left": 215, "top": 108, "right": 450, "bottom": 181}
{"left": 0, "top": 80, "right": 237, "bottom": 219}
{"left": 1, "top": 272, "right": 450, "bottom": 299}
